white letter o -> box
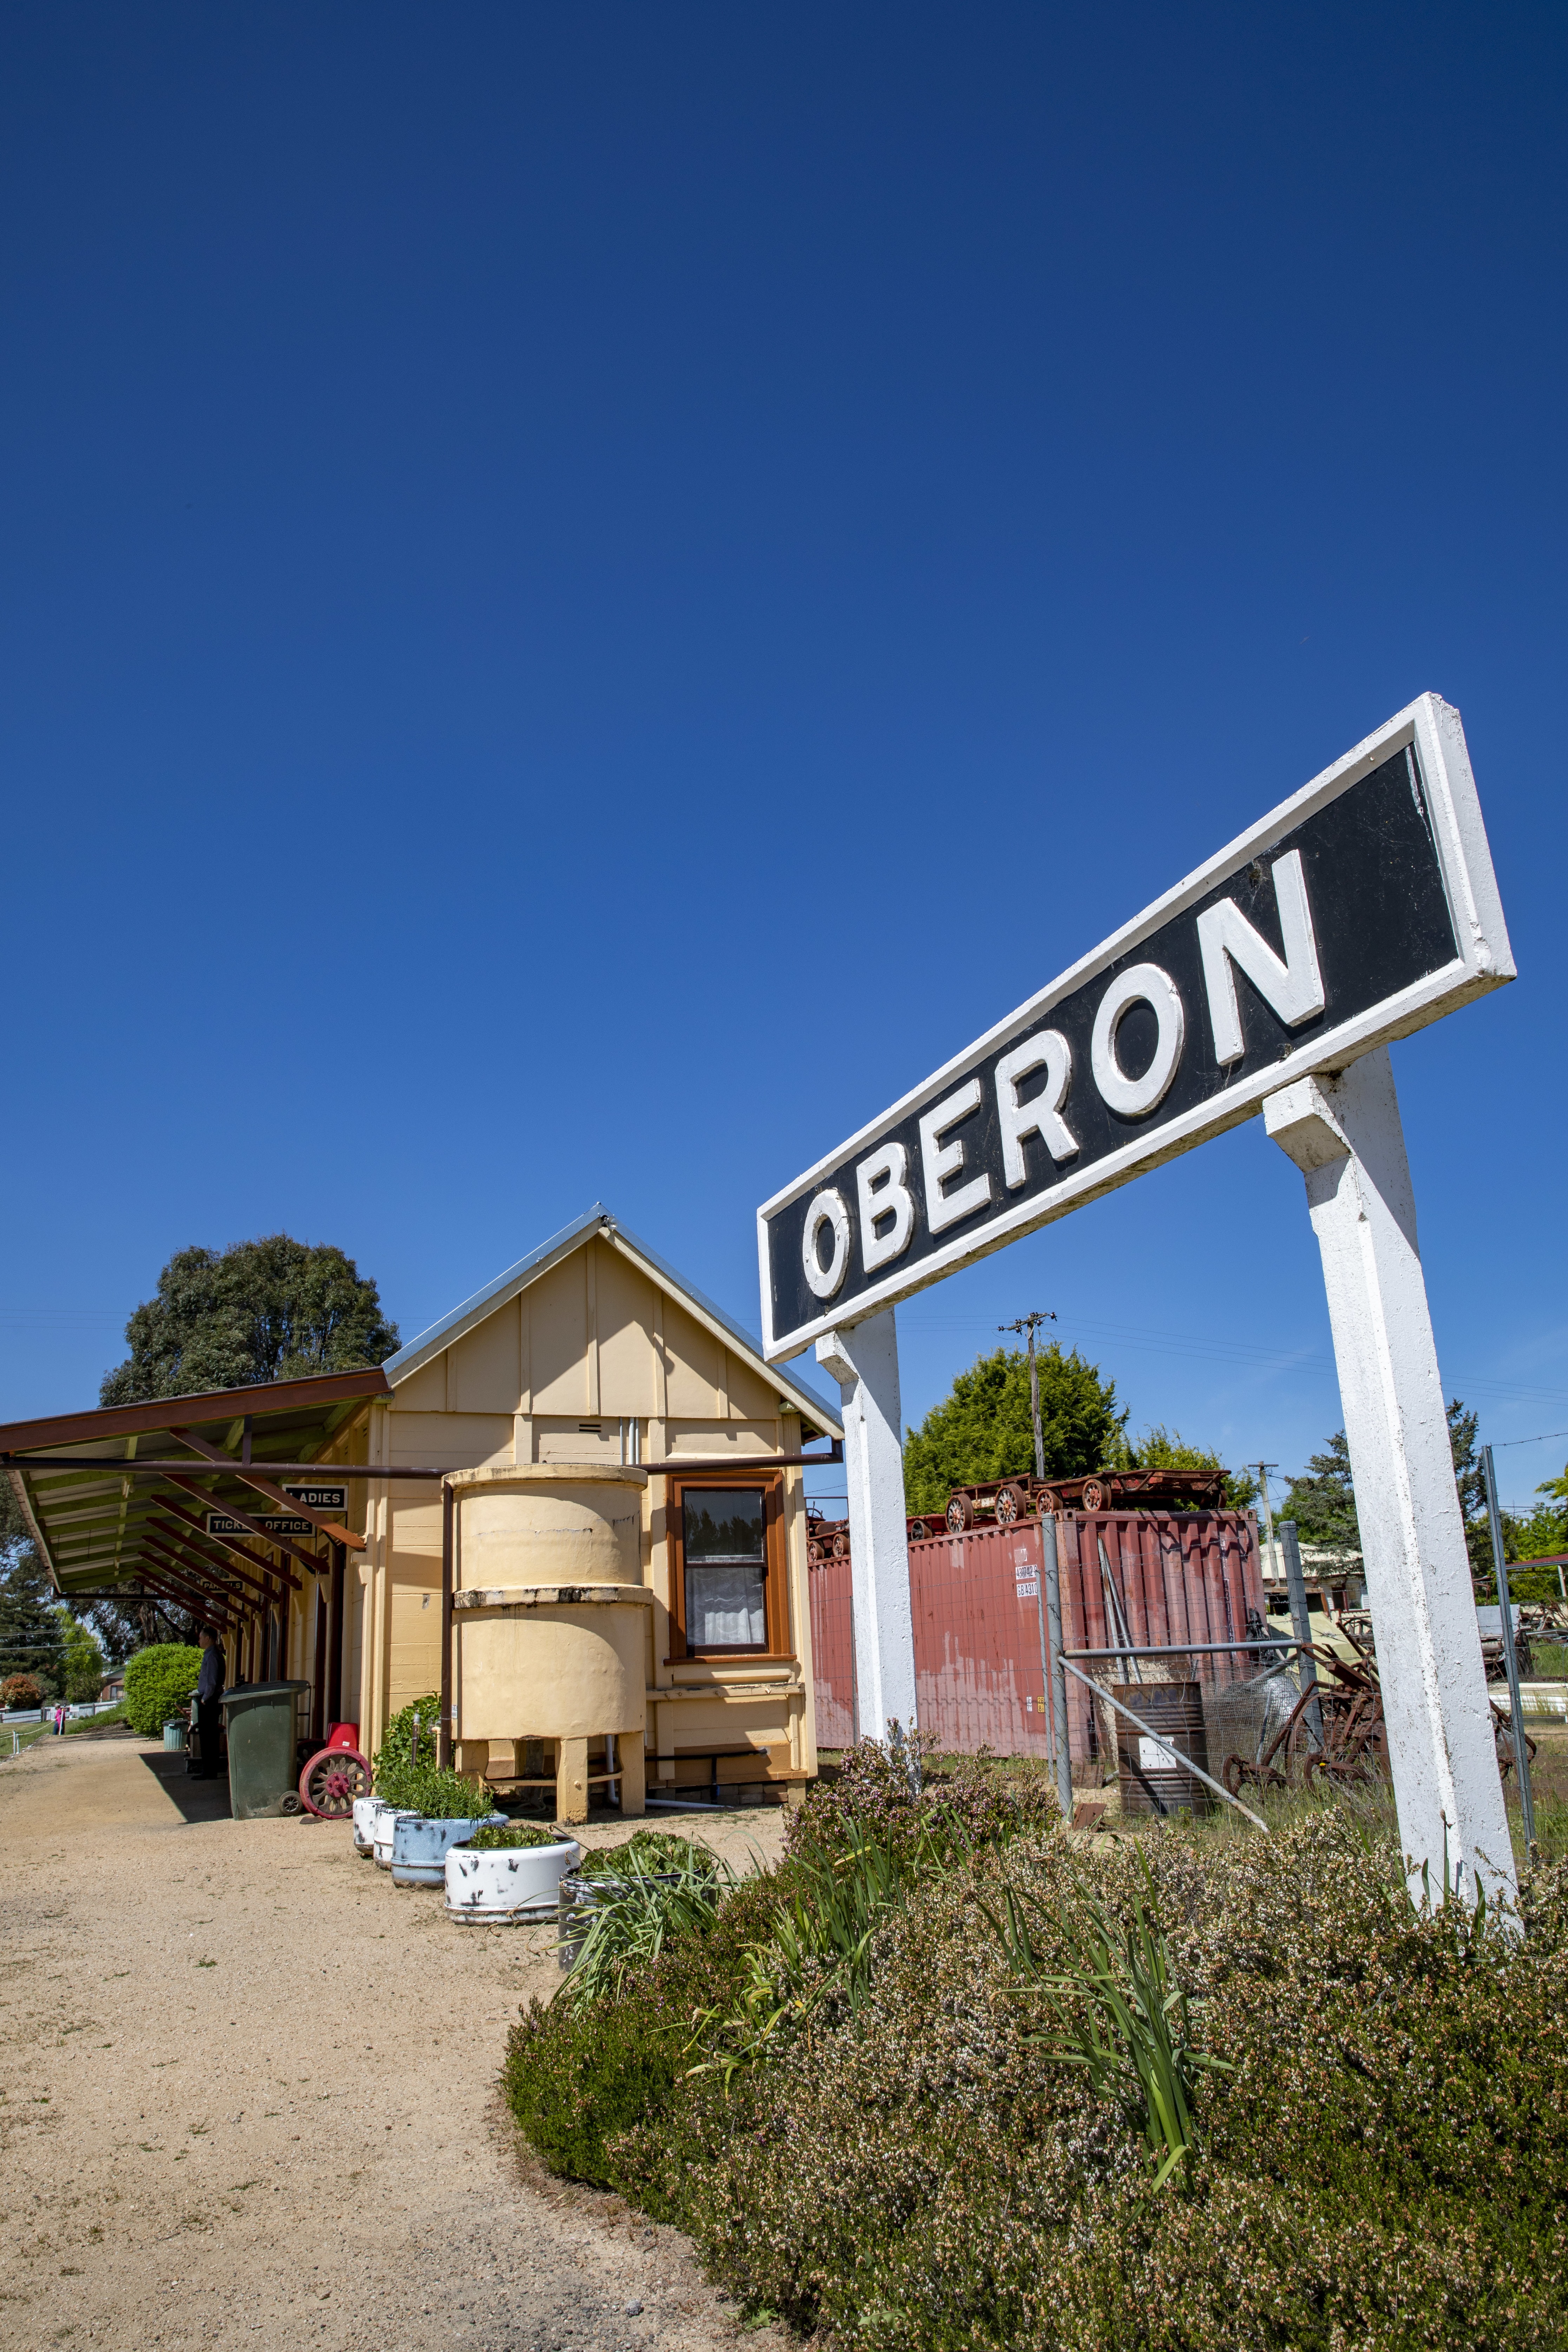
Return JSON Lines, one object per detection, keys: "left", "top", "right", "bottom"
{"left": 801, "top": 1189, "right": 852, "bottom": 1300}
{"left": 1090, "top": 964, "right": 1186, "bottom": 1118}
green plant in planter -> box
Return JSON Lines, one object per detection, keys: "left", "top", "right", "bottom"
{"left": 381, "top": 1762, "right": 493, "bottom": 1820}
{"left": 372, "top": 1691, "right": 439, "bottom": 1798}
{"left": 564, "top": 1842, "right": 733, "bottom": 2011}
{"left": 574, "top": 1830, "right": 721, "bottom": 1881}
{"left": 467, "top": 1821, "right": 563, "bottom": 1851}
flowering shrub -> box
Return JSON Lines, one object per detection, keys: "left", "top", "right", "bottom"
{"left": 1, "top": 1672, "right": 43, "bottom": 1710}
{"left": 506, "top": 1766, "right": 1568, "bottom": 2349}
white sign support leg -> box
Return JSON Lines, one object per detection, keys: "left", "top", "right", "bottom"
{"left": 815, "top": 1310, "right": 918, "bottom": 1744}
{"left": 1265, "top": 1045, "right": 1514, "bottom": 1907}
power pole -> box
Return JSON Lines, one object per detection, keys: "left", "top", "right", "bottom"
{"left": 999, "top": 1311, "right": 1057, "bottom": 1479}
{"left": 1252, "top": 1461, "right": 1279, "bottom": 1578}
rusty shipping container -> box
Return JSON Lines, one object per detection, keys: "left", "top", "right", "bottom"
{"left": 809, "top": 1511, "right": 1264, "bottom": 1762}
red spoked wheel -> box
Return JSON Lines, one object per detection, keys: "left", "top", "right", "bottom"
{"left": 298, "top": 1745, "right": 372, "bottom": 1819}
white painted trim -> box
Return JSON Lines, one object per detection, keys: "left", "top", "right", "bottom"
{"left": 759, "top": 693, "right": 1513, "bottom": 1362}
{"left": 385, "top": 1203, "right": 842, "bottom": 1439}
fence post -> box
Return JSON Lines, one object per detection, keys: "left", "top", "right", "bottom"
{"left": 1278, "top": 1521, "right": 1322, "bottom": 1750}
{"left": 1483, "top": 1442, "right": 1535, "bottom": 1853}
{"left": 1041, "top": 1513, "right": 1072, "bottom": 1822}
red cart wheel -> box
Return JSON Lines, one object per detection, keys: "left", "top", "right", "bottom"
{"left": 995, "top": 1483, "right": 1025, "bottom": 1526}
{"left": 1081, "top": 1477, "right": 1107, "bottom": 1513}
{"left": 298, "top": 1745, "right": 372, "bottom": 1819}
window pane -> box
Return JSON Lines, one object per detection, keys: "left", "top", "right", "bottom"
{"left": 683, "top": 1489, "right": 766, "bottom": 1562}
{"left": 686, "top": 1558, "right": 767, "bottom": 1649}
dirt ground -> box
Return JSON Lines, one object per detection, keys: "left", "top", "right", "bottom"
{"left": 0, "top": 1732, "right": 792, "bottom": 2352}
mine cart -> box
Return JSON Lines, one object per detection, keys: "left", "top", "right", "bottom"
{"left": 943, "top": 1466, "right": 1227, "bottom": 1532}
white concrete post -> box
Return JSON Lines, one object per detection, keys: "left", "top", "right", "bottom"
{"left": 1265, "top": 1045, "right": 1514, "bottom": 1907}
{"left": 815, "top": 1309, "right": 919, "bottom": 1742}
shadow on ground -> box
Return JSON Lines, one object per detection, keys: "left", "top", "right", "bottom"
{"left": 137, "top": 1746, "right": 233, "bottom": 1822}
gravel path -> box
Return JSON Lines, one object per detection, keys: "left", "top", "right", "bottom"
{"left": 0, "top": 1733, "right": 790, "bottom": 2352}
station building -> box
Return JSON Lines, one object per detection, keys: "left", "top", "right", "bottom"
{"left": 1, "top": 1206, "right": 842, "bottom": 1813}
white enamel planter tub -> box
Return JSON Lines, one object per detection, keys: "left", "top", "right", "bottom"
{"left": 445, "top": 1836, "right": 581, "bottom": 1922}
{"left": 355, "top": 1794, "right": 398, "bottom": 1857}
{"left": 373, "top": 1807, "right": 418, "bottom": 1870}
{"left": 391, "top": 1811, "right": 508, "bottom": 1888}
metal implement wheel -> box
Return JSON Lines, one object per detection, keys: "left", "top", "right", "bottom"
{"left": 299, "top": 1745, "right": 372, "bottom": 1819}
{"left": 946, "top": 1493, "right": 974, "bottom": 1533}
{"left": 995, "top": 1483, "right": 1025, "bottom": 1527}
{"left": 831, "top": 1530, "right": 849, "bottom": 1558}
{"left": 807, "top": 1539, "right": 824, "bottom": 1564}
{"left": 1081, "top": 1477, "right": 1107, "bottom": 1514}
{"left": 1037, "top": 1486, "right": 1061, "bottom": 1514}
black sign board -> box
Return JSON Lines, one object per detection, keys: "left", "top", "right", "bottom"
{"left": 205, "top": 1487, "right": 347, "bottom": 1542}
{"left": 759, "top": 696, "right": 1512, "bottom": 1362}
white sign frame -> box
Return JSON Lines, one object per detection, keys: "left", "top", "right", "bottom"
{"left": 758, "top": 693, "right": 1511, "bottom": 1362}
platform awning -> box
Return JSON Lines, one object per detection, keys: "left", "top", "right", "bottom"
{"left": 0, "top": 1369, "right": 393, "bottom": 1619}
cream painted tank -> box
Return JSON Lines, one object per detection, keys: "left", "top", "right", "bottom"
{"left": 450, "top": 1464, "right": 650, "bottom": 1819}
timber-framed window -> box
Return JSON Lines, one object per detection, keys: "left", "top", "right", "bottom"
{"left": 669, "top": 1472, "right": 787, "bottom": 1659}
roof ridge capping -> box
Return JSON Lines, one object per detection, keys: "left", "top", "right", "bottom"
{"left": 383, "top": 1204, "right": 842, "bottom": 1436}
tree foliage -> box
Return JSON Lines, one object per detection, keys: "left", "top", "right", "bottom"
{"left": 903, "top": 1344, "right": 1127, "bottom": 1513}
{"left": 1279, "top": 1427, "right": 1360, "bottom": 1552}
{"left": 0, "top": 1550, "right": 70, "bottom": 1692}
{"left": 1279, "top": 1400, "right": 1542, "bottom": 1577}
{"left": 100, "top": 1233, "right": 399, "bottom": 1405}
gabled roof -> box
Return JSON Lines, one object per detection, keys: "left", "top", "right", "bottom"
{"left": 383, "top": 1205, "right": 843, "bottom": 1439}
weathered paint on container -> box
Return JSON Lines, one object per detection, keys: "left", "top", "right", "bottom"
{"left": 373, "top": 1807, "right": 418, "bottom": 1869}
{"left": 810, "top": 1511, "right": 1263, "bottom": 1762}
{"left": 1111, "top": 1680, "right": 1213, "bottom": 1815}
{"left": 352, "top": 1792, "right": 389, "bottom": 1855}
{"left": 444, "top": 1837, "right": 581, "bottom": 1920}
{"left": 390, "top": 1809, "right": 507, "bottom": 1887}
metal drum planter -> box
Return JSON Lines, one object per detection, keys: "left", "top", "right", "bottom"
{"left": 1111, "top": 1681, "right": 1214, "bottom": 1817}
{"left": 390, "top": 1810, "right": 506, "bottom": 1888}
{"left": 445, "top": 1837, "right": 580, "bottom": 1922}
{"left": 450, "top": 1465, "right": 651, "bottom": 1823}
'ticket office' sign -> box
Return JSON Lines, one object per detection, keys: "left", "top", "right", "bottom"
{"left": 759, "top": 695, "right": 1512, "bottom": 1363}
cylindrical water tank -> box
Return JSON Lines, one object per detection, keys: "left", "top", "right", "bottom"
{"left": 450, "top": 1465, "right": 650, "bottom": 1744}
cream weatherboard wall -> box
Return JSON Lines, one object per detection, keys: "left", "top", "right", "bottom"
{"left": 349, "top": 1219, "right": 840, "bottom": 1801}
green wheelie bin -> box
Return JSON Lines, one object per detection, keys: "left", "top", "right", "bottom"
{"left": 220, "top": 1681, "right": 310, "bottom": 1819}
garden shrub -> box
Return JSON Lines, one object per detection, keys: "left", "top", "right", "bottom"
{"left": 506, "top": 1765, "right": 1568, "bottom": 2350}
{"left": 503, "top": 1873, "right": 779, "bottom": 2194}
{"left": 123, "top": 1644, "right": 203, "bottom": 1737}
{"left": 1, "top": 1672, "right": 43, "bottom": 1710}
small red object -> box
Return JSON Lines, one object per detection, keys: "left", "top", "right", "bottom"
{"left": 324, "top": 1721, "right": 360, "bottom": 1752}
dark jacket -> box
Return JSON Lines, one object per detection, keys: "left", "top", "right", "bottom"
{"left": 196, "top": 1646, "right": 225, "bottom": 1703}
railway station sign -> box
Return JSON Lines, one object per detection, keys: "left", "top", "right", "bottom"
{"left": 759, "top": 694, "right": 1512, "bottom": 1362}
{"left": 206, "top": 1484, "right": 348, "bottom": 1541}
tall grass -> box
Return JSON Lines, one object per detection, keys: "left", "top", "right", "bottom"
{"left": 985, "top": 1858, "right": 1231, "bottom": 2190}
{"left": 562, "top": 1840, "right": 731, "bottom": 2011}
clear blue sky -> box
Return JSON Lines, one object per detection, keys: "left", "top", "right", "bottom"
{"left": 3, "top": 5, "right": 1564, "bottom": 1511}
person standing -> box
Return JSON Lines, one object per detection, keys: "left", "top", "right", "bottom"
{"left": 193, "top": 1627, "right": 225, "bottom": 1780}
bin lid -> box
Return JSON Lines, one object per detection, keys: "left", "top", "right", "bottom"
{"left": 218, "top": 1679, "right": 310, "bottom": 1712}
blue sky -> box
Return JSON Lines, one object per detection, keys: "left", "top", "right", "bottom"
{"left": 2, "top": 5, "right": 1564, "bottom": 1512}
